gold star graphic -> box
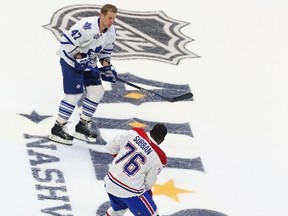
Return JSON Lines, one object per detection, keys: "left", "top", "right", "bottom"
{"left": 124, "top": 92, "right": 145, "bottom": 100}
{"left": 152, "top": 179, "right": 193, "bottom": 202}
{"left": 128, "top": 121, "right": 147, "bottom": 128}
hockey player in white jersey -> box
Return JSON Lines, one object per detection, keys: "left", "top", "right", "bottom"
{"left": 49, "top": 4, "right": 118, "bottom": 145}
{"left": 104, "top": 124, "right": 168, "bottom": 216}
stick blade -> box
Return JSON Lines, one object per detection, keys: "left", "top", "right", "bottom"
{"left": 171, "top": 92, "right": 193, "bottom": 102}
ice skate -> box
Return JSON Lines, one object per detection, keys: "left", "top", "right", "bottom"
{"left": 73, "top": 119, "right": 97, "bottom": 143}
{"left": 48, "top": 121, "right": 73, "bottom": 145}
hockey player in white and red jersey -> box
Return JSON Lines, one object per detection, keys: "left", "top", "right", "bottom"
{"left": 49, "top": 4, "right": 118, "bottom": 145}
{"left": 104, "top": 124, "right": 168, "bottom": 216}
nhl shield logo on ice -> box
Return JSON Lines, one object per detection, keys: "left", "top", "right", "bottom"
{"left": 43, "top": 4, "right": 199, "bottom": 65}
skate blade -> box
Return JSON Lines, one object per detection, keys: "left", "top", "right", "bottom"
{"left": 48, "top": 134, "right": 73, "bottom": 145}
{"left": 73, "top": 132, "right": 97, "bottom": 144}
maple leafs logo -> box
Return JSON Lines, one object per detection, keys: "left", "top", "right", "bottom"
{"left": 43, "top": 4, "right": 199, "bottom": 65}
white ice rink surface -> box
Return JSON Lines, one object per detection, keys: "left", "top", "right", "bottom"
{"left": 1, "top": 0, "right": 288, "bottom": 216}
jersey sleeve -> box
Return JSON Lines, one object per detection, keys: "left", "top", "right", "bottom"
{"left": 144, "top": 161, "right": 163, "bottom": 190}
{"left": 59, "top": 18, "right": 92, "bottom": 58}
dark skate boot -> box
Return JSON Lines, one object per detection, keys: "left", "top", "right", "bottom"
{"left": 74, "top": 119, "right": 97, "bottom": 143}
{"left": 48, "top": 121, "right": 73, "bottom": 145}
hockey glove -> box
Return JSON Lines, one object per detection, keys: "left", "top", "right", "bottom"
{"left": 99, "top": 65, "right": 117, "bottom": 83}
{"left": 74, "top": 53, "right": 90, "bottom": 71}
{"left": 86, "top": 66, "right": 99, "bottom": 73}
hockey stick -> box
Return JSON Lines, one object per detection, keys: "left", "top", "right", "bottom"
{"left": 116, "top": 77, "right": 193, "bottom": 102}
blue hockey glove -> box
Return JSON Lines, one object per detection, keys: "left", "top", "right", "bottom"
{"left": 99, "top": 65, "right": 117, "bottom": 83}
{"left": 74, "top": 53, "right": 90, "bottom": 71}
{"left": 86, "top": 65, "right": 99, "bottom": 73}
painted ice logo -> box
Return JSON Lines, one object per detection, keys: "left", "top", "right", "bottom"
{"left": 43, "top": 4, "right": 199, "bottom": 65}
{"left": 21, "top": 4, "right": 229, "bottom": 216}
{"left": 18, "top": 78, "right": 227, "bottom": 215}
{"left": 21, "top": 111, "right": 227, "bottom": 216}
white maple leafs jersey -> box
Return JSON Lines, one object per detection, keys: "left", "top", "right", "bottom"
{"left": 56, "top": 16, "right": 116, "bottom": 68}
{"left": 104, "top": 127, "right": 167, "bottom": 198}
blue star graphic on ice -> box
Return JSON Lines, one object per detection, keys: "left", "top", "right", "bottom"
{"left": 18, "top": 110, "right": 52, "bottom": 123}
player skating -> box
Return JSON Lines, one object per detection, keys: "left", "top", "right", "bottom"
{"left": 49, "top": 4, "right": 118, "bottom": 145}
{"left": 104, "top": 124, "right": 168, "bottom": 216}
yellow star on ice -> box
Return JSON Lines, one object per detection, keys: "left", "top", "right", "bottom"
{"left": 124, "top": 92, "right": 145, "bottom": 100}
{"left": 152, "top": 179, "right": 193, "bottom": 202}
{"left": 128, "top": 121, "right": 147, "bottom": 128}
